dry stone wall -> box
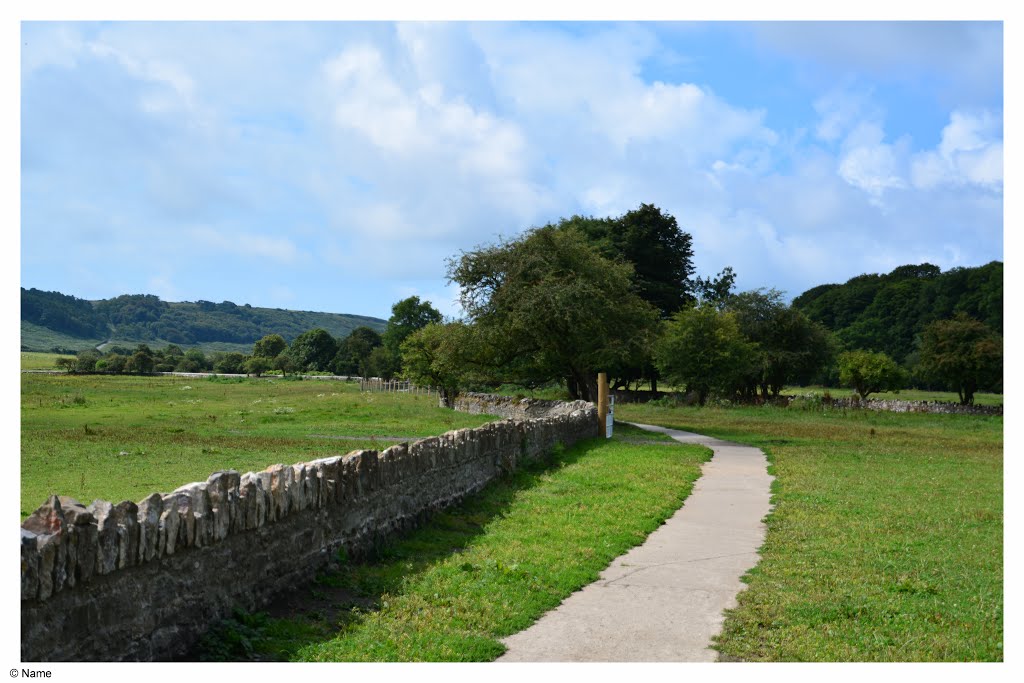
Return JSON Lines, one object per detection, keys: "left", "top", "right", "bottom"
{"left": 21, "top": 396, "right": 597, "bottom": 662}
{"left": 451, "top": 392, "right": 594, "bottom": 420}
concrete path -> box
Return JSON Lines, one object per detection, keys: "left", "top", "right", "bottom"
{"left": 497, "top": 423, "right": 773, "bottom": 662}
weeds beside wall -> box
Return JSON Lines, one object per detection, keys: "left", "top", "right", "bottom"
{"left": 20, "top": 396, "right": 597, "bottom": 662}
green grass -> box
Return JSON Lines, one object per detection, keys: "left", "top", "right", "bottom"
{"left": 21, "top": 352, "right": 69, "bottom": 370}
{"left": 20, "top": 374, "right": 498, "bottom": 517}
{"left": 20, "top": 321, "right": 104, "bottom": 353}
{"left": 617, "top": 402, "right": 1003, "bottom": 661}
{"left": 195, "top": 423, "right": 710, "bottom": 661}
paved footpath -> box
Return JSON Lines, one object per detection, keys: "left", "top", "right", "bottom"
{"left": 497, "top": 423, "right": 773, "bottom": 662}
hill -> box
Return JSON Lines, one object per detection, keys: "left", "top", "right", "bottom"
{"left": 20, "top": 288, "right": 386, "bottom": 353}
{"left": 792, "top": 261, "right": 1002, "bottom": 363}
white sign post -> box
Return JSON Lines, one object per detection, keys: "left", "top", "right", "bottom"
{"left": 606, "top": 394, "right": 614, "bottom": 438}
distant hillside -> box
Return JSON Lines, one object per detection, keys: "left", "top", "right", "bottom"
{"left": 792, "top": 261, "right": 1002, "bottom": 363}
{"left": 20, "top": 288, "right": 386, "bottom": 352}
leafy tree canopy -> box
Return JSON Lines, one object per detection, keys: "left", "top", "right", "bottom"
{"left": 448, "top": 224, "right": 660, "bottom": 401}
{"left": 918, "top": 313, "right": 1002, "bottom": 405}
{"left": 382, "top": 296, "right": 443, "bottom": 353}
{"left": 252, "top": 334, "right": 287, "bottom": 359}
{"left": 654, "top": 305, "right": 758, "bottom": 405}
{"left": 793, "top": 261, "right": 1002, "bottom": 363}
{"left": 837, "top": 350, "right": 907, "bottom": 400}
{"left": 556, "top": 203, "right": 696, "bottom": 317}
{"left": 288, "top": 328, "right": 338, "bottom": 372}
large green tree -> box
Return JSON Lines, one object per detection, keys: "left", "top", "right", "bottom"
{"left": 448, "top": 225, "right": 660, "bottom": 401}
{"left": 918, "top": 313, "right": 1002, "bottom": 405}
{"left": 252, "top": 333, "right": 287, "bottom": 359}
{"left": 382, "top": 296, "right": 443, "bottom": 353}
{"left": 726, "top": 289, "right": 835, "bottom": 399}
{"left": 837, "top": 350, "right": 906, "bottom": 400}
{"left": 562, "top": 204, "right": 696, "bottom": 317}
{"left": 555, "top": 204, "right": 695, "bottom": 391}
{"left": 654, "top": 305, "right": 758, "bottom": 406}
{"left": 287, "top": 328, "right": 338, "bottom": 372}
{"left": 331, "top": 326, "right": 383, "bottom": 376}
{"left": 400, "top": 322, "right": 478, "bottom": 408}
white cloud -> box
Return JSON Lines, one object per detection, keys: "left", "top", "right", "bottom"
{"left": 813, "top": 86, "right": 880, "bottom": 143}
{"left": 911, "top": 110, "right": 1003, "bottom": 190}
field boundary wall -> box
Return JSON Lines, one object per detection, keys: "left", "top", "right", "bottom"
{"left": 20, "top": 394, "right": 597, "bottom": 661}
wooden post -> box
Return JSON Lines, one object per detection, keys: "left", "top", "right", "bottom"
{"left": 597, "top": 372, "right": 609, "bottom": 436}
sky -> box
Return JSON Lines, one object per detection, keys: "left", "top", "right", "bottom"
{"left": 19, "top": 18, "right": 1004, "bottom": 321}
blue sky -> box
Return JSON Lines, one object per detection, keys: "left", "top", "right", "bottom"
{"left": 19, "top": 19, "right": 1004, "bottom": 320}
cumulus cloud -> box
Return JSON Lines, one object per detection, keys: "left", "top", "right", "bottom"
{"left": 837, "top": 123, "right": 908, "bottom": 197}
{"left": 911, "top": 110, "right": 1003, "bottom": 190}
{"left": 20, "top": 22, "right": 1003, "bottom": 319}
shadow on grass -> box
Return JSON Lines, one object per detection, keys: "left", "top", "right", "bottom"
{"left": 191, "top": 437, "right": 603, "bottom": 662}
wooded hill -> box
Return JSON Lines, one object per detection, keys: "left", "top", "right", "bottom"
{"left": 20, "top": 288, "right": 386, "bottom": 353}
{"left": 792, "top": 261, "right": 1002, "bottom": 364}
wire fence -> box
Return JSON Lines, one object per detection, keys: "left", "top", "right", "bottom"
{"left": 359, "top": 378, "right": 439, "bottom": 397}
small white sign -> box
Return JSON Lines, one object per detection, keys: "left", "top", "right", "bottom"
{"left": 606, "top": 395, "right": 614, "bottom": 438}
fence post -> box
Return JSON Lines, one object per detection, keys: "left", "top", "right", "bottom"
{"left": 597, "top": 372, "right": 609, "bottom": 437}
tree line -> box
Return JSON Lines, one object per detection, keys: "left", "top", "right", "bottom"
{"left": 395, "top": 205, "right": 1002, "bottom": 406}
{"left": 53, "top": 295, "right": 442, "bottom": 380}
{"left": 51, "top": 203, "right": 1002, "bottom": 407}
{"left": 21, "top": 288, "right": 385, "bottom": 348}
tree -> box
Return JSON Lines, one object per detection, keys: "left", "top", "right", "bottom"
{"left": 214, "top": 352, "right": 247, "bottom": 374}
{"left": 401, "top": 322, "right": 476, "bottom": 408}
{"left": 331, "top": 326, "right": 383, "bottom": 376}
{"left": 726, "top": 289, "right": 835, "bottom": 399}
{"left": 654, "top": 305, "right": 758, "bottom": 405}
{"left": 184, "top": 348, "right": 209, "bottom": 370}
{"left": 75, "top": 350, "right": 100, "bottom": 373}
{"left": 252, "top": 333, "right": 287, "bottom": 359}
{"left": 563, "top": 204, "right": 696, "bottom": 317}
{"left": 98, "top": 353, "right": 126, "bottom": 374}
{"left": 55, "top": 356, "right": 77, "bottom": 373}
{"left": 695, "top": 267, "right": 737, "bottom": 309}
{"left": 125, "top": 350, "right": 155, "bottom": 374}
{"left": 918, "top": 313, "right": 1002, "bottom": 405}
{"left": 287, "top": 328, "right": 338, "bottom": 372}
{"left": 381, "top": 297, "right": 443, "bottom": 354}
{"left": 837, "top": 350, "right": 906, "bottom": 400}
{"left": 272, "top": 352, "right": 297, "bottom": 377}
{"left": 244, "top": 356, "right": 272, "bottom": 377}
{"left": 448, "top": 225, "right": 660, "bottom": 401}
{"left": 362, "top": 345, "right": 402, "bottom": 380}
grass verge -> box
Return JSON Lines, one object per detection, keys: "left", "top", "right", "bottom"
{"left": 195, "top": 423, "right": 710, "bottom": 662}
{"left": 617, "top": 402, "right": 1003, "bottom": 661}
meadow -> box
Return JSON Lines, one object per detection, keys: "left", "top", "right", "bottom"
{"left": 616, "top": 401, "right": 1003, "bottom": 661}
{"left": 20, "top": 373, "right": 497, "bottom": 517}
{"left": 20, "top": 371, "right": 1003, "bottom": 661}
{"left": 21, "top": 371, "right": 711, "bottom": 662}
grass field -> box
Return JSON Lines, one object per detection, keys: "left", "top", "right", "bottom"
{"left": 616, "top": 402, "right": 1003, "bottom": 661}
{"left": 20, "top": 374, "right": 497, "bottom": 517}
{"left": 21, "top": 352, "right": 67, "bottom": 370}
{"left": 196, "top": 423, "right": 709, "bottom": 661}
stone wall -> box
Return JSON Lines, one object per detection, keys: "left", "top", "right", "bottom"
{"left": 451, "top": 392, "right": 593, "bottom": 420}
{"left": 20, "top": 397, "right": 598, "bottom": 662}
{"left": 793, "top": 395, "right": 1003, "bottom": 416}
